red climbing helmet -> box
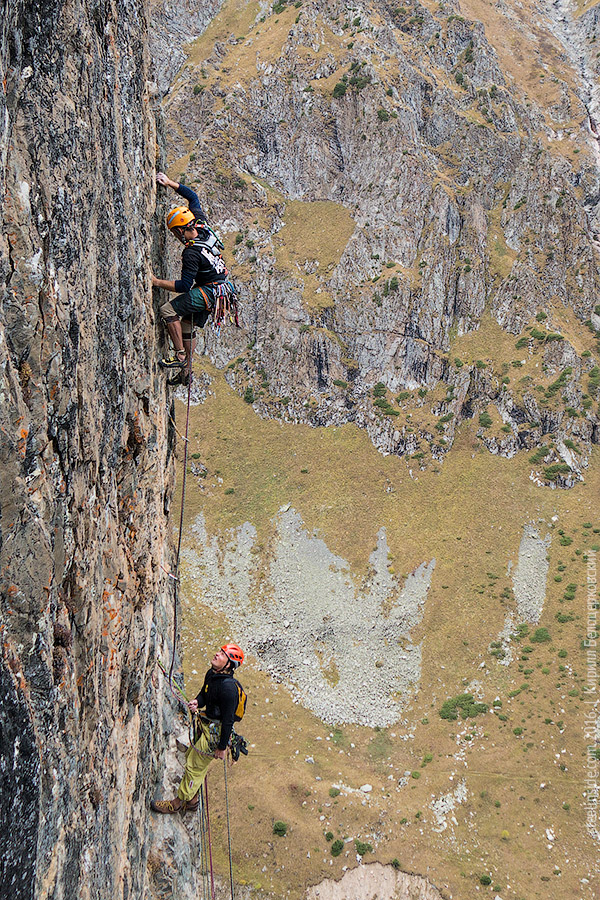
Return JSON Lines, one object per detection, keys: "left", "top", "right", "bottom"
{"left": 221, "top": 642, "right": 244, "bottom": 668}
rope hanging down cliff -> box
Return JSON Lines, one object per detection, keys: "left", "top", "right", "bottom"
{"left": 167, "top": 331, "right": 193, "bottom": 695}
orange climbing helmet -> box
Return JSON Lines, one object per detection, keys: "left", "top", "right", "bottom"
{"left": 222, "top": 642, "right": 244, "bottom": 668}
{"left": 166, "top": 206, "right": 196, "bottom": 231}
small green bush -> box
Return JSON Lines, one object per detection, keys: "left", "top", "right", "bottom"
{"left": 531, "top": 627, "right": 551, "bottom": 643}
{"left": 377, "top": 108, "right": 390, "bottom": 122}
{"left": 332, "top": 81, "right": 347, "bottom": 98}
{"left": 480, "top": 875, "right": 492, "bottom": 885}
{"left": 439, "top": 693, "right": 488, "bottom": 720}
{"left": 331, "top": 839, "right": 344, "bottom": 857}
{"left": 530, "top": 327, "right": 547, "bottom": 340}
{"left": 391, "top": 858, "right": 401, "bottom": 869}
{"left": 479, "top": 412, "right": 493, "bottom": 428}
{"left": 329, "top": 787, "right": 340, "bottom": 798}
{"left": 333, "top": 379, "right": 348, "bottom": 388}
{"left": 545, "top": 464, "right": 571, "bottom": 480}
{"left": 243, "top": 386, "right": 254, "bottom": 404}
{"left": 355, "top": 839, "right": 373, "bottom": 855}
{"left": 325, "top": 831, "right": 334, "bottom": 841}
{"left": 273, "top": 821, "right": 287, "bottom": 836}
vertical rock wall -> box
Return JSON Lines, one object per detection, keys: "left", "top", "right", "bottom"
{"left": 0, "top": 2, "right": 184, "bottom": 898}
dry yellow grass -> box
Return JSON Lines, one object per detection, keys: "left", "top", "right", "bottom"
{"left": 273, "top": 200, "right": 356, "bottom": 311}
{"left": 170, "top": 361, "right": 599, "bottom": 899}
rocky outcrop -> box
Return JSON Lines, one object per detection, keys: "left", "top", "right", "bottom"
{"left": 305, "top": 862, "right": 444, "bottom": 900}
{"left": 149, "top": 0, "right": 226, "bottom": 95}
{"left": 163, "top": 0, "right": 600, "bottom": 483}
{"left": 0, "top": 3, "right": 193, "bottom": 898}
{"left": 182, "top": 512, "right": 435, "bottom": 727}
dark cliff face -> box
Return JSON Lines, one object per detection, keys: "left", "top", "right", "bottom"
{"left": 0, "top": 2, "right": 180, "bottom": 898}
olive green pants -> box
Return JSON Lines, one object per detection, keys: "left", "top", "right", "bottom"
{"left": 177, "top": 722, "right": 219, "bottom": 802}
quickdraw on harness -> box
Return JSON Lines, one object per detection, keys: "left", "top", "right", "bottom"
{"left": 212, "top": 280, "right": 240, "bottom": 334}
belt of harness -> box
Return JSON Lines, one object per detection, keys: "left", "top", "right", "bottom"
{"left": 190, "top": 714, "right": 248, "bottom": 760}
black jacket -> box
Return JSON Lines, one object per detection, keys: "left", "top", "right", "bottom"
{"left": 195, "top": 668, "right": 238, "bottom": 750}
{"left": 173, "top": 184, "right": 228, "bottom": 293}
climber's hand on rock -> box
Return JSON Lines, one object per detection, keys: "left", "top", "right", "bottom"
{"left": 188, "top": 699, "right": 198, "bottom": 713}
{"left": 214, "top": 748, "right": 226, "bottom": 760}
{"left": 156, "top": 171, "right": 177, "bottom": 189}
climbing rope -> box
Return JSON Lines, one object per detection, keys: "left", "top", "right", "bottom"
{"left": 199, "top": 787, "right": 209, "bottom": 900}
{"left": 167, "top": 312, "right": 195, "bottom": 700}
{"left": 158, "top": 311, "right": 240, "bottom": 900}
{"left": 223, "top": 758, "right": 235, "bottom": 900}
{"left": 204, "top": 777, "right": 216, "bottom": 900}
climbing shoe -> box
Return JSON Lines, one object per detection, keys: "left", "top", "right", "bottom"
{"left": 151, "top": 797, "right": 183, "bottom": 814}
{"left": 230, "top": 733, "right": 248, "bottom": 762}
{"left": 159, "top": 350, "right": 187, "bottom": 369}
{"left": 167, "top": 370, "right": 190, "bottom": 387}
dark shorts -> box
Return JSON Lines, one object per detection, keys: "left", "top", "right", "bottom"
{"left": 160, "top": 282, "right": 238, "bottom": 335}
{"left": 171, "top": 286, "right": 214, "bottom": 319}
{"left": 160, "top": 286, "right": 213, "bottom": 332}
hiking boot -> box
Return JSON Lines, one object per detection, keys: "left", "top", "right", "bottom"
{"left": 159, "top": 350, "right": 187, "bottom": 370}
{"left": 151, "top": 797, "right": 183, "bottom": 814}
{"left": 182, "top": 792, "right": 199, "bottom": 813}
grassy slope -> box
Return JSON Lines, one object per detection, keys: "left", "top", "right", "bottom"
{"left": 177, "top": 362, "right": 599, "bottom": 900}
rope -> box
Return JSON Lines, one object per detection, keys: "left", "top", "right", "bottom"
{"left": 198, "top": 787, "right": 206, "bottom": 900}
{"left": 223, "top": 757, "right": 235, "bottom": 900}
{"left": 159, "top": 309, "right": 238, "bottom": 899}
{"left": 199, "top": 784, "right": 212, "bottom": 900}
{"left": 204, "top": 777, "right": 216, "bottom": 900}
{"left": 156, "top": 659, "right": 188, "bottom": 711}
{"left": 167, "top": 312, "right": 195, "bottom": 699}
